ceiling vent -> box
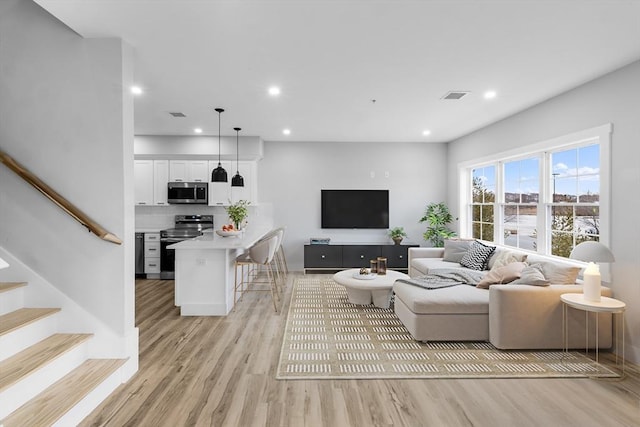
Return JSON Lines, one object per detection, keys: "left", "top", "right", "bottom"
{"left": 169, "top": 112, "right": 186, "bottom": 117}
{"left": 441, "top": 91, "right": 470, "bottom": 100}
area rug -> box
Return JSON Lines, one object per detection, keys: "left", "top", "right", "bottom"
{"left": 276, "top": 277, "right": 619, "bottom": 380}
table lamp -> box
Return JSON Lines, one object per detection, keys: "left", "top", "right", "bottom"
{"left": 0, "top": 256, "right": 9, "bottom": 270}
{"left": 569, "top": 241, "right": 615, "bottom": 302}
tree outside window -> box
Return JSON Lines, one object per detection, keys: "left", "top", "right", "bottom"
{"left": 471, "top": 166, "right": 495, "bottom": 241}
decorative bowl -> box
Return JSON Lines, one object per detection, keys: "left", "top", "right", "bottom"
{"left": 216, "top": 229, "right": 242, "bottom": 237}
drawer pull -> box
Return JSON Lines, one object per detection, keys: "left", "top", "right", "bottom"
{"left": 148, "top": 263, "right": 157, "bottom": 267}
{"left": 321, "top": 255, "right": 325, "bottom": 259}
{"left": 149, "top": 248, "right": 157, "bottom": 252}
{"left": 399, "top": 255, "right": 403, "bottom": 259}
{"left": 360, "top": 255, "right": 364, "bottom": 259}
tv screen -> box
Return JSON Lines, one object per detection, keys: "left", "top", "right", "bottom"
{"left": 321, "top": 189, "right": 389, "bottom": 229}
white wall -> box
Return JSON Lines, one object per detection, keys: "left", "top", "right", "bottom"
{"left": 259, "top": 141, "right": 449, "bottom": 271}
{"left": 0, "top": 0, "right": 136, "bottom": 358}
{"left": 447, "top": 60, "right": 640, "bottom": 363}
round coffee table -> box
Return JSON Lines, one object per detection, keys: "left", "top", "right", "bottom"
{"left": 333, "top": 268, "right": 410, "bottom": 309}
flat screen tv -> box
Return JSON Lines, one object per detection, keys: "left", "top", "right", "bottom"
{"left": 321, "top": 189, "right": 389, "bottom": 229}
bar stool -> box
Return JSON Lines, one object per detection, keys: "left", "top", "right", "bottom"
{"left": 234, "top": 235, "right": 280, "bottom": 312}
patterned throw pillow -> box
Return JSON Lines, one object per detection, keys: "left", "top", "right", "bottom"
{"left": 459, "top": 241, "right": 496, "bottom": 271}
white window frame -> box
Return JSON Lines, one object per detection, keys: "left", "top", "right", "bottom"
{"left": 458, "top": 124, "right": 612, "bottom": 273}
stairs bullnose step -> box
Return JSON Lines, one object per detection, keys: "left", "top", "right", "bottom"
{"left": 1, "top": 358, "right": 127, "bottom": 427}
{"left": 0, "top": 308, "right": 61, "bottom": 336}
{"left": 0, "top": 282, "right": 27, "bottom": 293}
{"left": 0, "top": 333, "right": 93, "bottom": 392}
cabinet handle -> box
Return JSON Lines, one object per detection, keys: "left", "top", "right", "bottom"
{"left": 157, "top": 202, "right": 165, "bottom": 205}
{"left": 399, "top": 255, "right": 403, "bottom": 259}
{"left": 138, "top": 202, "right": 147, "bottom": 205}
{"left": 194, "top": 179, "right": 202, "bottom": 182}
{"left": 321, "top": 255, "right": 325, "bottom": 259}
{"left": 149, "top": 248, "right": 157, "bottom": 252}
{"left": 360, "top": 255, "right": 364, "bottom": 259}
{"left": 148, "top": 263, "right": 157, "bottom": 267}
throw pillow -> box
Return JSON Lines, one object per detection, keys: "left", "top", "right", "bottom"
{"left": 488, "top": 250, "right": 528, "bottom": 270}
{"left": 459, "top": 241, "right": 496, "bottom": 271}
{"left": 510, "top": 263, "right": 550, "bottom": 286}
{"left": 477, "top": 261, "right": 527, "bottom": 289}
{"left": 539, "top": 262, "right": 581, "bottom": 284}
{"left": 442, "top": 239, "right": 475, "bottom": 263}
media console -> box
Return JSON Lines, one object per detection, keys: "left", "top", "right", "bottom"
{"left": 303, "top": 243, "right": 419, "bottom": 274}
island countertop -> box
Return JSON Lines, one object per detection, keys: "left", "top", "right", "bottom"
{"left": 167, "top": 225, "right": 272, "bottom": 250}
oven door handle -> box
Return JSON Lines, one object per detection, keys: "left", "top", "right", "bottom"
{"left": 161, "top": 238, "right": 185, "bottom": 243}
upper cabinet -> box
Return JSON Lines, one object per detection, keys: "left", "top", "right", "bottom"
{"left": 153, "top": 160, "right": 169, "bottom": 205}
{"left": 208, "top": 160, "right": 257, "bottom": 206}
{"left": 134, "top": 160, "right": 154, "bottom": 205}
{"left": 169, "top": 160, "right": 209, "bottom": 182}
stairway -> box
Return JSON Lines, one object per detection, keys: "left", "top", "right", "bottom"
{"left": 0, "top": 282, "right": 126, "bottom": 426}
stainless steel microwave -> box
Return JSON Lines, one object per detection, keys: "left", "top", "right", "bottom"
{"left": 167, "top": 182, "right": 208, "bottom": 204}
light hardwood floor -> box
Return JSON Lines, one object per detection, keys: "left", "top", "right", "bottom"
{"left": 80, "top": 275, "right": 640, "bottom": 427}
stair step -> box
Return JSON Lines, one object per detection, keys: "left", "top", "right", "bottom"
{"left": 0, "top": 308, "right": 61, "bottom": 337}
{"left": 1, "top": 358, "right": 126, "bottom": 427}
{"left": 0, "top": 333, "right": 93, "bottom": 393}
{"left": 0, "top": 282, "right": 27, "bottom": 293}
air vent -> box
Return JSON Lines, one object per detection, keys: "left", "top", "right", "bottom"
{"left": 169, "top": 112, "right": 186, "bottom": 117}
{"left": 441, "top": 91, "right": 470, "bottom": 100}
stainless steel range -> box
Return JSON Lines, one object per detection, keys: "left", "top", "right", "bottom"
{"left": 160, "top": 215, "right": 214, "bottom": 279}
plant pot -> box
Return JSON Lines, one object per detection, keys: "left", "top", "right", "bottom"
{"left": 392, "top": 237, "right": 403, "bottom": 245}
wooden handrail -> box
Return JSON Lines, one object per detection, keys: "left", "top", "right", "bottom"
{"left": 0, "top": 150, "right": 122, "bottom": 245}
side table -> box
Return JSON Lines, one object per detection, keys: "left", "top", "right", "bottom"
{"left": 560, "top": 293, "right": 626, "bottom": 376}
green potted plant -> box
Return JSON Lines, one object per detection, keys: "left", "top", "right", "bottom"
{"left": 419, "top": 202, "right": 457, "bottom": 247}
{"left": 389, "top": 227, "right": 408, "bottom": 245}
{"left": 225, "top": 199, "right": 250, "bottom": 230}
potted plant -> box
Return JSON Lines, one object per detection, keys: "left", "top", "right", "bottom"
{"left": 225, "top": 199, "right": 250, "bottom": 230}
{"left": 419, "top": 202, "right": 457, "bottom": 247}
{"left": 389, "top": 227, "right": 408, "bottom": 245}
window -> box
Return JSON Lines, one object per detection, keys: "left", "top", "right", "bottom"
{"left": 471, "top": 166, "right": 495, "bottom": 241}
{"left": 549, "top": 144, "right": 601, "bottom": 257}
{"left": 459, "top": 124, "right": 611, "bottom": 260}
{"left": 503, "top": 157, "right": 539, "bottom": 251}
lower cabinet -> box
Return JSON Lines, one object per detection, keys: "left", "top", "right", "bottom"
{"left": 304, "top": 243, "right": 418, "bottom": 273}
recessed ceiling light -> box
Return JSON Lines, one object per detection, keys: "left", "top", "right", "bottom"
{"left": 269, "top": 86, "right": 281, "bottom": 96}
{"left": 194, "top": 128, "right": 203, "bottom": 134}
{"left": 282, "top": 129, "right": 291, "bottom": 135}
{"left": 422, "top": 130, "right": 431, "bottom": 136}
{"left": 130, "top": 85, "right": 143, "bottom": 95}
{"left": 484, "top": 90, "right": 497, "bottom": 100}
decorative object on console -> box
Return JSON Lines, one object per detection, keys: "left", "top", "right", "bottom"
{"left": 211, "top": 107, "right": 228, "bottom": 182}
{"left": 310, "top": 237, "right": 330, "bottom": 245}
{"left": 569, "top": 241, "right": 615, "bottom": 302}
{"left": 224, "top": 199, "right": 250, "bottom": 230}
{"left": 419, "top": 202, "right": 456, "bottom": 247}
{"left": 389, "top": 227, "right": 407, "bottom": 245}
{"left": 377, "top": 257, "right": 387, "bottom": 275}
{"left": 0, "top": 256, "right": 9, "bottom": 270}
{"left": 370, "top": 259, "right": 378, "bottom": 273}
{"left": 231, "top": 127, "right": 244, "bottom": 187}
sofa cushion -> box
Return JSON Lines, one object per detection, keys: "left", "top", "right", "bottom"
{"left": 442, "top": 239, "right": 475, "bottom": 263}
{"left": 393, "top": 281, "right": 489, "bottom": 314}
{"left": 477, "top": 261, "right": 527, "bottom": 289}
{"left": 488, "top": 250, "right": 528, "bottom": 270}
{"left": 510, "top": 263, "right": 550, "bottom": 286}
{"left": 460, "top": 241, "right": 496, "bottom": 270}
{"left": 411, "top": 258, "right": 481, "bottom": 277}
{"left": 539, "top": 262, "right": 581, "bottom": 284}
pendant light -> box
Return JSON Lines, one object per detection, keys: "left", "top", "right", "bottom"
{"left": 231, "top": 127, "right": 244, "bottom": 187}
{"left": 211, "top": 107, "right": 228, "bottom": 182}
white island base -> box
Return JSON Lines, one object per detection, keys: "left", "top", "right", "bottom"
{"left": 171, "top": 226, "right": 271, "bottom": 316}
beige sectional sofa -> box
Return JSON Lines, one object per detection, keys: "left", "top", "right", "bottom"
{"left": 393, "top": 243, "right": 612, "bottom": 349}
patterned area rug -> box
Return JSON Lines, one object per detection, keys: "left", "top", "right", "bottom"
{"left": 276, "top": 277, "right": 619, "bottom": 380}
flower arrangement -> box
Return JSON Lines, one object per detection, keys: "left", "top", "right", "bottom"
{"left": 225, "top": 199, "right": 250, "bottom": 230}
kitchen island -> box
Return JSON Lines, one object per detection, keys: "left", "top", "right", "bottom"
{"left": 169, "top": 225, "right": 272, "bottom": 316}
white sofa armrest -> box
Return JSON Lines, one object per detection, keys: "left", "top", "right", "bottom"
{"left": 489, "top": 284, "right": 612, "bottom": 349}
{"left": 408, "top": 247, "right": 444, "bottom": 277}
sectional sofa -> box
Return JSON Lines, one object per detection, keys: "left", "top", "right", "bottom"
{"left": 393, "top": 240, "right": 612, "bottom": 349}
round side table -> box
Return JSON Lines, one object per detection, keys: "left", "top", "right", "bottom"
{"left": 560, "top": 293, "right": 626, "bottom": 376}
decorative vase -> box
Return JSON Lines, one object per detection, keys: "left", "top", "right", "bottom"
{"left": 392, "top": 237, "right": 403, "bottom": 245}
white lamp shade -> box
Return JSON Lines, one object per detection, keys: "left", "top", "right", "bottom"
{"left": 0, "top": 256, "right": 9, "bottom": 270}
{"left": 569, "top": 241, "right": 615, "bottom": 263}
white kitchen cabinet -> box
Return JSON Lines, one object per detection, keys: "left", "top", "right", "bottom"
{"left": 134, "top": 160, "right": 154, "bottom": 206}
{"left": 144, "top": 232, "right": 161, "bottom": 276}
{"left": 208, "top": 160, "right": 232, "bottom": 206}
{"left": 153, "top": 160, "right": 169, "bottom": 205}
{"left": 170, "top": 160, "right": 209, "bottom": 182}
{"left": 208, "top": 160, "right": 258, "bottom": 206}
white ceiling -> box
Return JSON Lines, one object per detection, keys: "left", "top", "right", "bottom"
{"left": 34, "top": 0, "right": 640, "bottom": 143}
